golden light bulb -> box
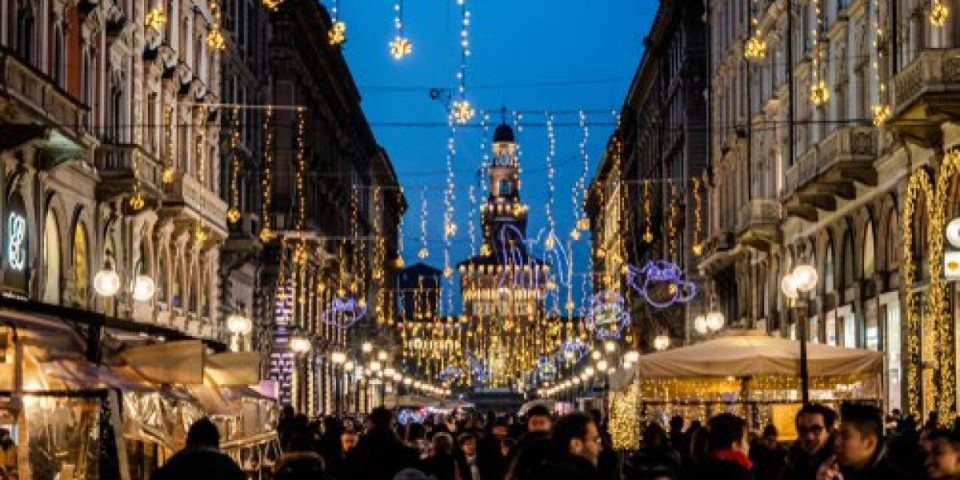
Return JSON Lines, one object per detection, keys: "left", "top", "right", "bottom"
{"left": 418, "top": 247, "right": 430, "bottom": 259}
{"left": 692, "top": 243, "right": 703, "bottom": 256}
{"left": 129, "top": 192, "right": 145, "bottom": 211}
{"left": 329, "top": 21, "right": 347, "bottom": 45}
{"left": 161, "top": 167, "right": 176, "bottom": 185}
{"left": 227, "top": 208, "right": 241, "bottom": 224}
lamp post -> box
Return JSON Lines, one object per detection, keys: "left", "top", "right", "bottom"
{"left": 782, "top": 262, "right": 819, "bottom": 404}
{"left": 693, "top": 310, "right": 725, "bottom": 336}
{"left": 226, "top": 313, "right": 253, "bottom": 352}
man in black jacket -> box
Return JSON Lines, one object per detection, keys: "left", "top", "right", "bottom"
{"left": 691, "top": 413, "right": 755, "bottom": 480}
{"left": 506, "top": 405, "right": 554, "bottom": 480}
{"left": 781, "top": 403, "right": 838, "bottom": 480}
{"left": 816, "top": 402, "right": 913, "bottom": 480}
{"left": 348, "top": 407, "right": 420, "bottom": 480}
{"left": 521, "top": 412, "right": 601, "bottom": 480}
{"left": 151, "top": 418, "right": 246, "bottom": 480}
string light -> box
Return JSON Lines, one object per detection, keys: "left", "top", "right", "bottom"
{"left": 692, "top": 177, "right": 703, "bottom": 256}
{"left": 609, "top": 379, "right": 640, "bottom": 449}
{"left": 451, "top": 0, "right": 474, "bottom": 123}
{"left": 206, "top": 0, "right": 226, "bottom": 51}
{"left": 643, "top": 180, "right": 653, "bottom": 243}
{"left": 329, "top": 0, "right": 346, "bottom": 46}
{"left": 396, "top": 187, "right": 406, "bottom": 269}
{"left": 162, "top": 104, "right": 175, "bottom": 184}
{"left": 574, "top": 111, "right": 591, "bottom": 235}
{"left": 743, "top": 0, "right": 766, "bottom": 61}
{"left": 294, "top": 107, "right": 307, "bottom": 266}
{"left": 545, "top": 112, "right": 556, "bottom": 238}
{"left": 145, "top": 4, "right": 167, "bottom": 30}
{"left": 129, "top": 150, "right": 145, "bottom": 210}
{"left": 418, "top": 186, "right": 429, "bottom": 259}
{"left": 227, "top": 107, "right": 242, "bottom": 224}
{"left": 931, "top": 0, "right": 950, "bottom": 27}
{"left": 902, "top": 168, "right": 932, "bottom": 417}
{"left": 809, "top": 0, "right": 829, "bottom": 106}
{"left": 389, "top": 0, "right": 412, "bottom": 60}
{"left": 871, "top": 0, "right": 891, "bottom": 126}
{"left": 668, "top": 180, "right": 679, "bottom": 261}
{"left": 260, "top": 106, "right": 275, "bottom": 243}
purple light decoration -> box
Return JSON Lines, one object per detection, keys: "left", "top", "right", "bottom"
{"left": 438, "top": 365, "right": 462, "bottom": 382}
{"left": 556, "top": 339, "right": 589, "bottom": 362}
{"left": 320, "top": 296, "right": 368, "bottom": 329}
{"left": 585, "top": 290, "right": 631, "bottom": 339}
{"left": 626, "top": 260, "right": 697, "bottom": 309}
{"left": 537, "top": 357, "right": 558, "bottom": 381}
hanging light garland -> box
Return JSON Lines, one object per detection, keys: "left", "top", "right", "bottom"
{"left": 692, "top": 177, "right": 703, "bottom": 256}
{"left": 573, "top": 110, "right": 591, "bottom": 237}
{"left": 545, "top": 112, "right": 557, "bottom": 243}
{"left": 206, "top": 0, "right": 226, "bottom": 51}
{"left": 809, "top": 0, "right": 830, "bottom": 106}
{"left": 451, "top": 0, "right": 474, "bottom": 123}
{"left": 260, "top": 106, "right": 275, "bottom": 243}
{"left": 227, "top": 107, "right": 242, "bottom": 224}
{"left": 389, "top": 0, "right": 412, "bottom": 59}
{"left": 744, "top": 0, "right": 767, "bottom": 61}
{"left": 195, "top": 105, "right": 209, "bottom": 243}
{"left": 396, "top": 187, "right": 406, "bottom": 269}
{"left": 418, "top": 186, "right": 429, "bottom": 259}
{"left": 293, "top": 107, "right": 308, "bottom": 266}
{"left": 129, "top": 151, "right": 145, "bottom": 210}
{"left": 872, "top": 0, "right": 891, "bottom": 126}
{"left": 643, "top": 180, "right": 653, "bottom": 243}
{"left": 162, "top": 104, "right": 175, "bottom": 185}
{"left": 329, "top": 0, "right": 346, "bottom": 46}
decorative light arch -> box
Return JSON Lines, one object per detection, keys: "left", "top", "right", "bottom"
{"left": 929, "top": 149, "right": 960, "bottom": 420}
{"left": 901, "top": 167, "right": 934, "bottom": 418}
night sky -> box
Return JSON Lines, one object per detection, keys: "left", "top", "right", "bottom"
{"left": 336, "top": 0, "right": 657, "bottom": 311}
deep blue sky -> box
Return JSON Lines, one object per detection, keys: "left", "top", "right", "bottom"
{"left": 336, "top": 0, "right": 657, "bottom": 312}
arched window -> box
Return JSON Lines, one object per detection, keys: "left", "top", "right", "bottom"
{"left": 15, "top": 3, "right": 35, "bottom": 62}
{"left": 156, "top": 251, "right": 167, "bottom": 304}
{"left": 172, "top": 262, "right": 183, "bottom": 309}
{"left": 73, "top": 223, "right": 88, "bottom": 308}
{"left": 824, "top": 243, "right": 835, "bottom": 294}
{"left": 43, "top": 210, "right": 61, "bottom": 304}
{"left": 863, "top": 222, "right": 876, "bottom": 279}
{"left": 888, "top": 211, "right": 900, "bottom": 268}
{"left": 53, "top": 27, "right": 64, "bottom": 87}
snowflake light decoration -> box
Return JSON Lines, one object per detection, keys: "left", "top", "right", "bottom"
{"left": 389, "top": 36, "right": 413, "bottom": 59}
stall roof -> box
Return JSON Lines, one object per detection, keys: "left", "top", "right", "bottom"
{"left": 631, "top": 330, "right": 883, "bottom": 379}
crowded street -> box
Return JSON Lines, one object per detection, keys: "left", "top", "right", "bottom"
{"left": 0, "top": 0, "right": 958, "bottom": 479}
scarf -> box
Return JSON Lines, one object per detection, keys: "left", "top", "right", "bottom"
{"left": 710, "top": 449, "right": 753, "bottom": 470}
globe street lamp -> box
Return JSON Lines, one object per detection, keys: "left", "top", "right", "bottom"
{"left": 653, "top": 335, "right": 670, "bottom": 351}
{"left": 693, "top": 310, "right": 725, "bottom": 336}
{"left": 782, "top": 261, "right": 819, "bottom": 404}
{"left": 93, "top": 261, "right": 121, "bottom": 298}
{"left": 226, "top": 313, "right": 253, "bottom": 352}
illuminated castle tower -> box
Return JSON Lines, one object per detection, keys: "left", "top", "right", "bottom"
{"left": 458, "top": 123, "right": 550, "bottom": 389}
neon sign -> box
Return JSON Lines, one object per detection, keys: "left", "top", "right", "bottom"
{"left": 626, "top": 260, "right": 696, "bottom": 309}
{"left": 7, "top": 213, "right": 25, "bottom": 271}
{"left": 586, "top": 290, "right": 631, "bottom": 339}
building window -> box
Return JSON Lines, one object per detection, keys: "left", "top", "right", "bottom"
{"left": 53, "top": 27, "right": 65, "bottom": 88}
{"left": 498, "top": 180, "right": 511, "bottom": 196}
{"left": 864, "top": 222, "right": 876, "bottom": 279}
{"left": 16, "top": 3, "right": 35, "bottom": 62}
{"left": 73, "top": 223, "right": 89, "bottom": 308}
{"left": 843, "top": 232, "right": 855, "bottom": 287}
{"left": 825, "top": 243, "right": 835, "bottom": 293}
{"left": 43, "top": 210, "right": 61, "bottom": 304}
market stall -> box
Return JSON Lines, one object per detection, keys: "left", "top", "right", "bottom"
{"left": 610, "top": 330, "right": 883, "bottom": 443}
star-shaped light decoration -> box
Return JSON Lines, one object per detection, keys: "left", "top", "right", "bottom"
{"left": 444, "top": 221, "right": 458, "bottom": 237}
{"left": 872, "top": 104, "right": 891, "bottom": 127}
{"left": 744, "top": 35, "right": 767, "bottom": 61}
{"left": 570, "top": 229, "right": 581, "bottom": 241}
{"left": 258, "top": 227, "right": 274, "bottom": 243}
{"left": 129, "top": 192, "right": 145, "bottom": 211}
{"left": 207, "top": 28, "right": 226, "bottom": 51}
{"left": 145, "top": 5, "right": 167, "bottom": 30}
{"left": 161, "top": 167, "right": 176, "bottom": 185}
{"left": 452, "top": 100, "right": 475, "bottom": 124}
{"left": 389, "top": 36, "right": 412, "bottom": 59}
{"left": 329, "top": 21, "right": 346, "bottom": 46}
{"left": 227, "top": 208, "right": 241, "bottom": 224}
{"left": 691, "top": 243, "right": 704, "bottom": 256}
{"left": 418, "top": 247, "right": 430, "bottom": 259}
{"left": 810, "top": 80, "right": 830, "bottom": 106}
{"left": 443, "top": 266, "right": 453, "bottom": 278}
{"left": 931, "top": 0, "right": 950, "bottom": 26}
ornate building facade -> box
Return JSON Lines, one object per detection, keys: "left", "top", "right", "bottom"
{"left": 702, "top": 0, "right": 960, "bottom": 417}
{"left": 587, "top": 0, "right": 708, "bottom": 349}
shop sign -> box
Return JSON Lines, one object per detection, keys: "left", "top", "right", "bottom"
{"left": 7, "top": 212, "right": 25, "bottom": 271}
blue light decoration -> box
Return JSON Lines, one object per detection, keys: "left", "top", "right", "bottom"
{"left": 468, "top": 354, "right": 491, "bottom": 383}
{"left": 398, "top": 409, "right": 425, "bottom": 424}
{"left": 536, "top": 356, "right": 558, "bottom": 382}
{"left": 585, "top": 290, "right": 631, "bottom": 339}
{"left": 438, "top": 365, "right": 462, "bottom": 383}
{"left": 320, "top": 296, "right": 368, "bottom": 329}
{"left": 626, "top": 260, "right": 696, "bottom": 309}
{"left": 556, "top": 339, "right": 590, "bottom": 362}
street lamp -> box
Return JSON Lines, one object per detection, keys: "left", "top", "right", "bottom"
{"left": 694, "top": 310, "right": 725, "bottom": 336}
{"left": 290, "top": 336, "right": 312, "bottom": 354}
{"left": 93, "top": 260, "right": 121, "bottom": 297}
{"left": 782, "top": 261, "right": 819, "bottom": 404}
{"left": 653, "top": 335, "right": 670, "bottom": 351}
{"left": 604, "top": 341, "right": 617, "bottom": 353}
{"left": 226, "top": 313, "right": 252, "bottom": 352}
{"left": 132, "top": 275, "right": 156, "bottom": 301}
{"left": 362, "top": 342, "right": 373, "bottom": 354}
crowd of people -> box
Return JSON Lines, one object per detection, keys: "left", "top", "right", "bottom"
{"left": 148, "top": 401, "right": 960, "bottom": 480}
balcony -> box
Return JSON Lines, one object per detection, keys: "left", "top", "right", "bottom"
{"left": 889, "top": 48, "right": 960, "bottom": 146}
{"left": 159, "top": 172, "right": 229, "bottom": 239}
{"left": 0, "top": 46, "right": 90, "bottom": 162}
{"left": 736, "top": 198, "right": 782, "bottom": 250}
{"left": 782, "top": 127, "right": 878, "bottom": 221}
{"left": 94, "top": 143, "right": 164, "bottom": 204}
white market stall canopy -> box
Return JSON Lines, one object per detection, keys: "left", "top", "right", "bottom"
{"left": 633, "top": 330, "right": 883, "bottom": 379}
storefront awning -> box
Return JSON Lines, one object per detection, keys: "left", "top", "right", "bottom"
{"left": 121, "top": 340, "right": 205, "bottom": 384}
{"left": 206, "top": 352, "right": 261, "bottom": 386}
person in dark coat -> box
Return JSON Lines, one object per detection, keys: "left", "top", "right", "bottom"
{"left": 590, "top": 409, "right": 621, "bottom": 480}
{"left": 751, "top": 425, "right": 787, "bottom": 480}
{"left": 151, "top": 418, "right": 246, "bottom": 480}
{"left": 273, "top": 451, "right": 333, "bottom": 480}
{"left": 780, "top": 404, "right": 838, "bottom": 480}
{"left": 632, "top": 422, "right": 682, "bottom": 475}
{"left": 691, "top": 413, "right": 755, "bottom": 480}
{"left": 816, "top": 402, "right": 913, "bottom": 480}
{"left": 506, "top": 405, "right": 554, "bottom": 480}
{"left": 326, "top": 428, "right": 359, "bottom": 480}
{"left": 520, "top": 412, "right": 602, "bottom": 480}
{"left": 348, "top": 407, "right": 420, "bottom": 480}
{"left": 317, "top": 416, "right": 343, "bottom": 463}
{"left": 924, "top": 429, "right": 960, "bottom": 480}
{"left": 477, "top": 418, "right": 511, "bottom": 480}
